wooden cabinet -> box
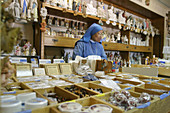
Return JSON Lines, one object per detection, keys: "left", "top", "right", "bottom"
{"left": 36, "top": 0, "right": 164, "bottom": 60}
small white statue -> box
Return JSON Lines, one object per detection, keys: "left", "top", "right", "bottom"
{"left": 27, "top": 7, "right": 31, "bottom": 21}
{"left": 108, "top": 6, "right": 117, "bottom": 22}
{"left": 68, "top": 0, "right": 73, "bottom": 10}
{"left": 25, "top": 48, "right": 30, "bottom": 56}
{"left": 8, "top": 0, "right": 15, "bottom": 17}
{"left": 50, "top": 0, "right": 57, "bottom": 6}
{"left": 117, "top": 32, "right": 121, "bottom": 41}
{"left": 97, "top": 2, "right": 105, "bottom": 18}
{"left": 118, "top": 11, "right": 126, "bottom": 24}
{"left": 31, "top": 48, "right": 36, "bottom": 56}
{"left": 86, "top": 0, "right": 97, "bottom": 16}
{"left": 8, "top": 0, "right": 21, "bottom": 20}
{"left": 40, "top": 7, "right": 47, "bottom": 19}
{"left": 46, "top": 0, "right": 50, "bottom": 4}
{"left": 63, "top": 0, "right": 67, "bottom": 8}
{"left": 14, "top": 0, "right": 21, "bottom": 20}
{"left": 126, "top": 17, "right": 132, "bottom": 27}
{"left": 30, "top": 0, "right": 38, "bottom": 22}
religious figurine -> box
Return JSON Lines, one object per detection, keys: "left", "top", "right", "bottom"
{"left": 31, "top": 0, "right": 38, "bottom": 22}
{"left": 15, "top": 46, "right": 21, "bottom": 56}
{"left": 63, "top": 0, "right": 67, "bottom": 9}
{"left": 118, "top": 11, "right": 126, "bottom": 24}
{"left": 40, "top": 7, "right": 47, "bottom": 19}
{"left": 77, "top": 0, "right": 81, "bottom": 12}
{"left": 20, "top": 0, "right": 29, "bottom": 22}
{"left": 108, "top": 6, "right": 117, "bottom": 22}
{"left": 31, "top": 48, "right": 36, "bottom": 56}
{"left": 86, "top": 0, "right": 97, "bottom": 16}
{"left": 50, "top": 0, "right": 57, "bottom": 6}
{"left": 68, "top": 0, "right": 73, "bottom": 10}
{"left": 8, "top": 0, "right": 21, "bottom": 20}
{"left": 117, "top": 32, "right": 121, "bottom": 43}
{"left": 82, "top": 1, "right": 87, "bottom": 14}
{"left": 46, "top": 0, "right": 50, "bottom": 4}
{"left": 72, "top": 0, "right": 77, "bottom": 11}
{"left": 24, "top": 48, "right": 30, "bottom": 56}
{"left": 14, "top": 0, "right": 21, "bottom": 20}
{"left": 48, "top": 16, "right": 53, "bottom": 25}
{"left": 97, "top": 2, "right": 105, "bottom": 18}
{"left": 126, "top": 16, "right": 132, "bottom": 29}
{"left": 27, "top": 7, "right": 31, "bottom": 21}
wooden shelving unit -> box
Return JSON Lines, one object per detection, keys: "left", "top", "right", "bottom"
{"left": 35, "top": 0, "right": 164, "bottom": 59}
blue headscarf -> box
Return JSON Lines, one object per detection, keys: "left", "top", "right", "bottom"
{"left": 81, "top": 23, "right": 103, "bottom": 42}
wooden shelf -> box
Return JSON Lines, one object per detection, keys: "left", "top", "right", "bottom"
{"left": 43, "top": 36, "right": 152, "bottom": 52}
{"left": 43, "top": 3, "right": 151, "bottom": 32}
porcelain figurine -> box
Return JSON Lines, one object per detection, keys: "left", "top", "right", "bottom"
{"left": 27, "top": 7, "right": 31, "bottom": 21}
{"left": 14, "top": 0, "right": 21, "bottom": 20}
{"left": 108, "top": 6, "right": 117, "bottom": 22}
{"left": 31, "top": 48, "right": 36, "bottom": 56}
{"left": 15, "top": 46, "right": 21, "bottom": 56}
{"left": 86, "top": 0, "right": 97, "bottom": 16}
{"left": 68, "top": 0, "right": 73, "bottom": 10}
{"left": 72, "top": 0, "right": 77, "bottom": 11}
{"left": 82, "top": 1, "right": 87, "bottom": 14}
{"left": 31, "top": 0, "right": 38, "bottom": 22}
{"left": 97, "top": 2, "right": 105, "bottom": 18}
{"left": 21, "top": 0, "right": 29, "bottom": 21}
{"left": 126, "top": 16, "right": 132, "bottom": 28}
{"left": 118, "top": 11, "right": 126, "bottom": 24}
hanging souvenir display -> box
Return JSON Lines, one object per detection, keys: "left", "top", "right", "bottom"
{"left": 40, "top": 7, "right": 47, "bottom": 19}
{"left": 40, "top": 22, "right": 47, "bottom": 32}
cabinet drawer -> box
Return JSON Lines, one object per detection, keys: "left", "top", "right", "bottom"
{"left": 130, "top": 45, "right": 152, "bottom": 52}
{"left": 44, "top": 37, "right": 79, "bottom": 48}
{"left": 102, "top": 42, "right": 130, "bottom": 51}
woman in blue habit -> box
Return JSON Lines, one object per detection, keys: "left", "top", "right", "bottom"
{"left": 72, "top": 23, "right": 107, "bottom": 60}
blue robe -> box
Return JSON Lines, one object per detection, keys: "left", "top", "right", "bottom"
{"left": 72, "top": 23, "right": 107, "bottom": 60}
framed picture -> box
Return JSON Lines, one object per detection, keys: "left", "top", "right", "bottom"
{"left": 59, "top": 63, "right": 72, "bottom": 75}
{"left": 44, "top": 64, "right": 60, "bottom": 75}
{"left": 16, "top": 64, "right": 32, "bottom": 77}
{"left": 33, "top": 68, "right": 46, "bottom": 75}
